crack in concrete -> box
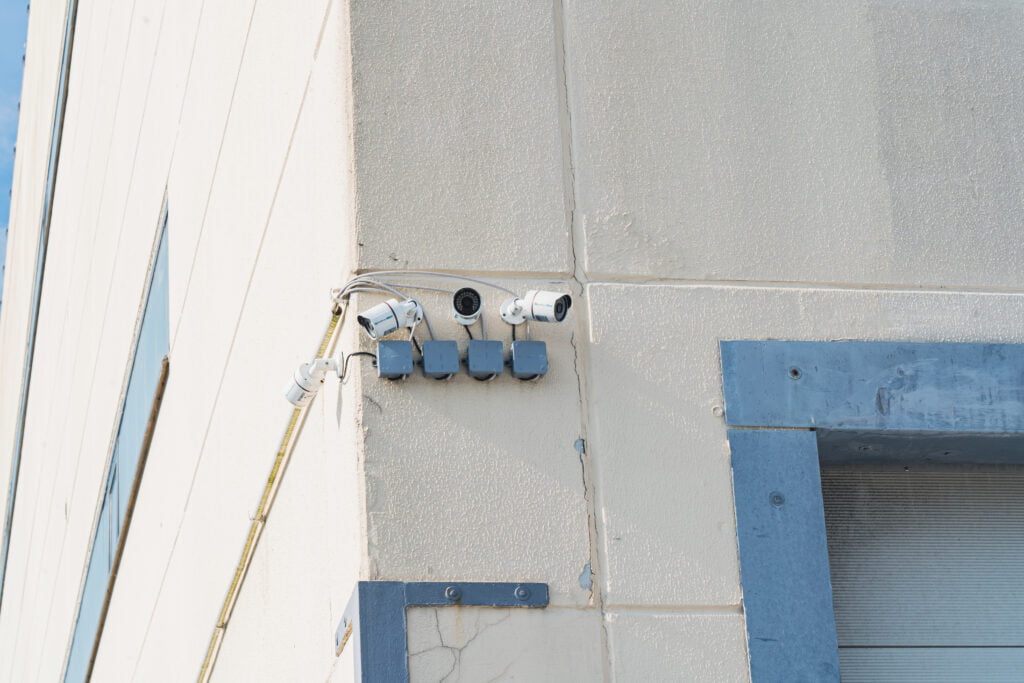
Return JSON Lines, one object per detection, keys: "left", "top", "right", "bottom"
{"left": 438, "top": 647, "right": 459, "bottom": 683}
{"left": 411, "top": 608, "right": 512, "bottom": 683}
{"left": 554, "top": 1, "right": 613, "bottom": 678}
{"left": 364, "top": 394, "right": 383, "bottom": 413}
{"left": 483, "top": 661, "right": 514, "bottom": 683}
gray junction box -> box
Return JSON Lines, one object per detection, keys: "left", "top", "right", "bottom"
{"left": 376, "top": 340, "right": 414, "bottom": 379}
{"left": 467, "top": 340, "right": 504, "bottom": 380}
{"left": 510, "top": 340, "right": 547, "bottom": 380}
{"left": 422, "top": 340, "right": 459, "bottom": 379}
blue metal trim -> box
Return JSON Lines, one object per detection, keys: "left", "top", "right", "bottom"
{"left": 338, "top": 581, "right": 549, "bottom": 682}
{"left": 729, "top": 429, "right": 840, "bottom": 682}
{"left": 817, "top": 429, "right": 1024, "bottom": 466}
{"left": 342, "top": 582, "right": 408, "bottom": 683}
{"left": 721, "top": 341, "right": 1024, "bottom": 432}
{"left": 0, "top": 0, "right": 80, "bottom": 613}
{"left": 404, "top": 581, "right": 548, "bottom": 607}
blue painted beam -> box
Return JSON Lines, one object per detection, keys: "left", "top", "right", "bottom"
{"left": 729, "top": 429, "right": 840, "bottom": 682}
{"left": 721, "top": 341, "right": 1024, "bottom": 432}
{"left": 817, "top": 429, "right": 1024, "bottom": 466}
{"left": 344, "top": 582, "right": 407, "bottom": 683}
{"left": 403, "top": 581, "right": 548, "bottom": 608}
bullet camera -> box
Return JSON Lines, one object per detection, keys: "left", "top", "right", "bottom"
{"left": 284, "top": 357, "right": 340, "bottom": 407}
{"left": 500, "top": 290, "right": 572, "bottom": 325}
{"left": 451, "top": 287, "right": 483, "bottom": 325}
{"left": 356, "top": 298, "right": 423, "bottom": 340}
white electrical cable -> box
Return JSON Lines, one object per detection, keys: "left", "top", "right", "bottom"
{"left": 351, "top": 270, "right": 519, "bottom": 296}
{"left": 346, "top": 277, "right": 455, "bottom": 296}
{"left": 340, "top": 279, "right": 409, "bottom": 300}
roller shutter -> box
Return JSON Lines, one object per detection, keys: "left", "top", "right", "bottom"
{"left": 822, "top": 464, "right": 1024, "bottom": 682}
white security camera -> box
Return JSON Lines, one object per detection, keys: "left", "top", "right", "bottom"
{"left": 356, "top": 298, "right": 423, "bottom": 340}
{"left": 284, "top": 357, "right": 340, "bottom": 407}
{"left": 451, "top": 287, "right": 483, "bottom": 325}
{"left": 500, "top": 290, "right": 572, "bottom": 325}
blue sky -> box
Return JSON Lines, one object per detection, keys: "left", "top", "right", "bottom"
{"left": 0, "top": 0, "right": 29, "bottom": 302}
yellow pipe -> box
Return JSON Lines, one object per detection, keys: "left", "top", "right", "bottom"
{"left": 197, "top": 309, "right": 344, "bottom": 682}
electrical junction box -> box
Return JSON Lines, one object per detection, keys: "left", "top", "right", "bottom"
{"left": 510, "top": 340, "right": 547, "bottom": 380}
{"left": 467, "top": 340, "right": 504, "bottom": 379}
{"left": 422, "top": 340, "right": 459, "bottom": 379}
{"left": 376, "top": 340, "right": 414, "bottom": 379}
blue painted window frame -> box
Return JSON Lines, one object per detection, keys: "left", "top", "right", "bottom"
{"left": 720, "top": 340, "right": 1024, "bottom": 682}
{"left": 63, "top": 209, "right": 170, "bottom": 683}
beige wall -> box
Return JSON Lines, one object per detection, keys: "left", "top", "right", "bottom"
{"left": 2, "top": 1, "right": 1023, "bottom": 681}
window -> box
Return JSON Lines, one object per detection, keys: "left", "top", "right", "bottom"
{"left": 63, "top": 209, "right": 169, "bottom": 683}
{"left": 722, "top": 340, "right": 1024, "bottom": 682}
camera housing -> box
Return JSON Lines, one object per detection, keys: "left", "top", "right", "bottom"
{"left": 284, "top": 363, "right": 320, "bottom": 407}
{"left": 451, "top": 287, "right": 483, "bottom": 325}
{"left": 356, "top": 298, "right": 423, "bottom": 340}
{"left": 499, "top": 290, "right": 572, "bottom": 325}
{"left": 284, "top": 357, "right": 340, "bottom": 407}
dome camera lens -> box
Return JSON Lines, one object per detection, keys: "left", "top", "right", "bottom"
{"left": 453, "top": 288, "right": 482, "bottom": 316}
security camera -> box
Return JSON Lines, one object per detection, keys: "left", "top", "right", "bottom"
{"left": 356, "top": 298, "right": 423, "bottom": 340}
{"left": 451, "top": 287, "right": 482, "bottom": 325}
{"left": 284, "top": 357, "right": 340, "bottom": 407}
{"left": 500, "top": 290, "right": 572, "bottom": 325}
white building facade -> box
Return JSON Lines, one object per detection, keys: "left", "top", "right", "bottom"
{"left": 3, "top": 1, "right": 1024, "bottom": 681}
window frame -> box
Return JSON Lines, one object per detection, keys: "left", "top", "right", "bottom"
{"left": 721, "top": 340, "right": 1024, "bottom": 682}
{"left": 62, "top": 204, "right": 171, "bottom": 683}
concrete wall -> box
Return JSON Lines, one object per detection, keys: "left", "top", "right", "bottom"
{"left": 1, "top": 0, "right": 1023, "bottom": 681}
{"left": 346, "top": 1, "right": 1024, "bottom": 680}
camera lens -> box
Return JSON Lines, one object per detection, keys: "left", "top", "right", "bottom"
{"left": 553, "top": 295, "right": 571, "bottom": 321}
{"left": 453, "top": 288, "right": 481, "bottom": 316}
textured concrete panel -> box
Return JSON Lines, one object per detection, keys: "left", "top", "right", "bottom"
{"left": 349, "top": 1, "right": 572, "bottom": 274}
{"left": 586, "top": 283, "right": 1024, "bottom": 607}
{"left": 355, "top": 279, "right": 591, "bottom": 608}
{"left": 607, "top": 611, "right": 748, "bottom": 682}
{"left": 566, "top": 1, "right": 1024, "bottom": 287}
{"left": 870, "top": 1, "right": 1024, "bottom": 289}
{"left": 407, "top": 607, "right": 604, "bottom": 682}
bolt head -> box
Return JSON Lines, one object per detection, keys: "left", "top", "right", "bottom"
{"left": 514, "top": 586, "right": 530, "bottom": 601}
{"left": 444, "top": 586, "right": 462, "bottom": 602}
